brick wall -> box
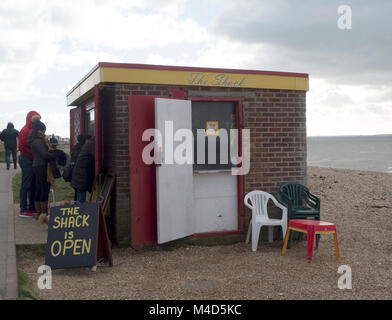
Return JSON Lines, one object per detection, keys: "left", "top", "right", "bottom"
{"left": 99, "top": 83, "right": 307, "bottom": 244}
{"left": 243, "top": 89, "right": 307, "bottom": 195}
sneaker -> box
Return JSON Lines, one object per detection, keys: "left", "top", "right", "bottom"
{"left": 29, "top": 209, "right": 38, "bottom": 218}
{"left": 6, "top": 167, "right": 10, "bottom": 170}
{"left": 19, "top": 211, "right": 35, "bottom": 218}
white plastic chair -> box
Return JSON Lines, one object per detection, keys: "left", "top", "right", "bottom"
{"left": 245, "top": 190, "right": 288, "bottom": 251}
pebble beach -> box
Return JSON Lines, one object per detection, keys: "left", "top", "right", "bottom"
{"left": 17, "top": 166, "right": 392, "bottom": 300}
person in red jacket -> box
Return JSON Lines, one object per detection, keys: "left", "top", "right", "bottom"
{"left": 18, "top": 110, "right": 41, "bottom": 218}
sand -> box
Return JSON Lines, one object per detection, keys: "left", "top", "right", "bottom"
{"left": 16, "top": 166, "right": 392, "bottom": 300}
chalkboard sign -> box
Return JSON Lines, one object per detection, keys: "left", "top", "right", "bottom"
{"left": 45, "top": 203, "right": 99, "bottom": 269}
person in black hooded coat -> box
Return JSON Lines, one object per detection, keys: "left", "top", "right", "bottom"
{"left": 70, "top": 133, "right": 90, "bottom": 164}
{"left": 66, "top": 133, "right": 90, "bottom": 200}
{"left": 71, "top": 137, "right": 95, "bottom": 203}
{"left": 27, "top": 120, "right": 57, "bottom": 223}
{"left": 0, "top": 122, "right": 19, "bottom": 170}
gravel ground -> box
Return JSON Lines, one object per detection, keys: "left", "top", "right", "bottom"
{"left": 17, "top": 166, "right": 392, "bottom": 300}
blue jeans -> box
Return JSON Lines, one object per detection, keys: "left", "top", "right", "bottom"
{"left": 19, "top": 154, "right": 35, "bottom": 211}
{"left": 76, "top": 189, "right": 87, "bottom": 203}
{"left": 5, "top": 147, "right": 17, "bottom": 169}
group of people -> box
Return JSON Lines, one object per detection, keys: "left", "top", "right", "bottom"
{"left": 1, "top": 110, "right": 96, "bottom": 224}
{"left": 0, "top": 111, "right": 53, "bottom": 222}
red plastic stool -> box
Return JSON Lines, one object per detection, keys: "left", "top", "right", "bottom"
{"left": 281, "top": 219, "right": 340, "bottom": 263}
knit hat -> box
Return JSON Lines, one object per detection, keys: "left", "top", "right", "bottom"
{"left": 33, "top": 120, "right": 46, "bottom": 132}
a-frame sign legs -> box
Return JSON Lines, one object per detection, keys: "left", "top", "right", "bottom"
{"left": 96, "top": 204, "right": 113, "bottom": 267}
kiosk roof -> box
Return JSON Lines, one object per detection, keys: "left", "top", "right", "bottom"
{"left": 66, "top": 62, "right": 309, "bottom": 106}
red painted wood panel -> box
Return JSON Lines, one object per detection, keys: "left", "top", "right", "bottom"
{"left": 94, "top": 85, "right": 101, "bottom": 173}
{"left": 128, "top": 95, "right": 157, "bottom": 248}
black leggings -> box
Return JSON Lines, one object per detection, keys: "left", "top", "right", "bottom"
{"left": 33, "top": 165, "right": 51, "bottom": 202}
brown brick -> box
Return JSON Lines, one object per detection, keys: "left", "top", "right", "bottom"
{"left": 94, "top": 83, "right": 307, "bottom": 245}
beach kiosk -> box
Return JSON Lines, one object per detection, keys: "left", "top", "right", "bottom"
{"left": 66, "top": 62, "right": 309, "bottom": 248}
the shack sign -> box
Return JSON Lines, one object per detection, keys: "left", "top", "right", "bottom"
{"left": 188, "top": 72, "right": 246, "bottom": 88}
{"left": 45, "top": 203, "right": 99, "bottom": 269}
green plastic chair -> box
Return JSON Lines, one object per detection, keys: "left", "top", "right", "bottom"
{"left": 277, "top": 182, "right": 321, "bottom": 248}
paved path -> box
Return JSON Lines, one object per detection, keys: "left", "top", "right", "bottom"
{"left": 14, "top": 202, "right": 48, "bottom": 245}
{"left": 0, "top": 167, "right": 18, "bottom": 300}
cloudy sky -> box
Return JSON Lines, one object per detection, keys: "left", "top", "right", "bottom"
{"left": 0, "top": 0, "right": 391, "bottom": 137}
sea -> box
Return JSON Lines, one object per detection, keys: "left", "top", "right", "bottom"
{"left": 307, "top": 135, "right": 392, "bottom": 174}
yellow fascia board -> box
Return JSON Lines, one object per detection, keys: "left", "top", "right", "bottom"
{"left": 67, "top": 64, "right": 309, "bottom": 106}
{"left": 101, "top": 67, "right": 309, "bottom": 91}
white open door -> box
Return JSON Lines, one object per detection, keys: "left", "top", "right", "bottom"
{"left": 155, "top": 98, "right": 194, "bottom": 244}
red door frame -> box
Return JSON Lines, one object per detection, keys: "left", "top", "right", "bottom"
{"left": 128, "top": 93, "right": 245, "bottom": 248}
{"left": 69, "top": 105, "right": 85, "bottom": 149}
{"left": 128, "top": 93, "right": 186, "bottom": 248}
{"left": 75, "top": 93, "right": 99, "bottom": 173}
{"left": 70, "top": 107, "right": 77, "bottom": 149}
{"left": 188, "top": 96, "right": 245, "bottom": 237}
{"left": 94, "top": 85, "right": 101, "bottom": 173}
